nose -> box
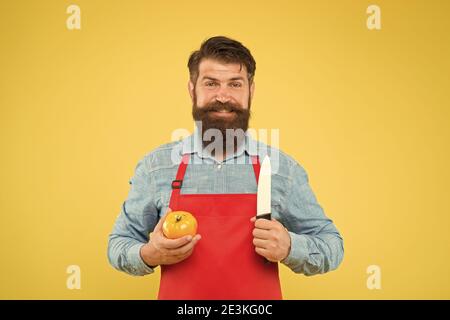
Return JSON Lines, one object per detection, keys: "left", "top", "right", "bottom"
{"left": 215, "top": 87, "right": 231, "bottom": 103}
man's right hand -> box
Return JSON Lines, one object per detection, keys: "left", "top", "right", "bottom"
{"left": 139, "top": 209, "right": 202, "bottom": 267}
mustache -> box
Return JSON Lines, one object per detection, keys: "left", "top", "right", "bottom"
{"left": 200, "top": 101, "right": 245, "bottom": 113}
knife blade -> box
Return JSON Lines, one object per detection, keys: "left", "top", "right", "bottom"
{"left": 257, "top": 155, "right": 271, "bottom": 220}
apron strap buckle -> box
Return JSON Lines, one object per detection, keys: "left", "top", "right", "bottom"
{"left": 171, "top": 179, "right": 183, "bottom": 189}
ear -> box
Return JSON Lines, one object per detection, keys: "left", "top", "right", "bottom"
{"left": 250, "top": 81, "right": 255, "bottom": 100}
{"left": 188, "top": 80, "right": 195, "bottom": 101}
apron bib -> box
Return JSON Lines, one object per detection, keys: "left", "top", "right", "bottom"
{"left": 158, "top": 154, "right": 282, "bottom": 300}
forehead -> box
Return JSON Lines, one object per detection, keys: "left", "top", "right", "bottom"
{"left": 198, "top": 58, "right": 248, "bottom": 80}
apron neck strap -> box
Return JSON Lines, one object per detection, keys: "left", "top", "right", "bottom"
{"left": 251, "top": 155, "right": 261, "bottom": 184}
{"left": 169, "top": 154, "right": 190, "bottom": 209}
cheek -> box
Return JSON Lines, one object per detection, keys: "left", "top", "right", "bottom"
{"left": 195, "top": 90, "right": 214, "bottom": 106}
{"left": 236, "top": 91, "right": 250, "bottom": 108}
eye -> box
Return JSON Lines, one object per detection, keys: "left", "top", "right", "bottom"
{"left": 205, "top": 81, "right": 218, "bottom": 87}
{"left": 230, "top": 82, "right": 242, "bottom": 88}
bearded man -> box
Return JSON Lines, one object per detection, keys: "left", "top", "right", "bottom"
{"left": 108, "top": 36, "right": 344, "bottom": 300}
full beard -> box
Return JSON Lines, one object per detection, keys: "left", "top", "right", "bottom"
{"left": 191, "top": 95, "right": 251, "bottom": 155}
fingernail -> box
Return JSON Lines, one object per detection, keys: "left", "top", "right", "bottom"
{"left": 186, "top": 236, "right": 193, "bottom": 241}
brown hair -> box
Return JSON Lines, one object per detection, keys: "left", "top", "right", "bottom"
{"left": 188, "top": 36, "right": 256, "bottom": 84}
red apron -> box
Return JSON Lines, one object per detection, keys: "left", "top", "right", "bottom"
{"left": 158, "top": 154, "right": 282, "bottom": 300}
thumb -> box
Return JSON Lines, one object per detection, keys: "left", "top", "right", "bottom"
{"left": 154, "top": 208, "right": 172, "bottom": 232}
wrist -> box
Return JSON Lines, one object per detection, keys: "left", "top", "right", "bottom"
{"left": 140, "top": 242, "right": 160, "bottom": 268}
{"left": 281, "top": 228, "right": 292, "bottom": 262}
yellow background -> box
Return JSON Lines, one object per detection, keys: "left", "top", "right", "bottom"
{"left": 1, "top": 0, "right": 449, "bottom": 299}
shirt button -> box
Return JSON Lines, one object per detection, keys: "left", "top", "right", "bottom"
{"left": 217, "top": 164, "right": 222, "bottom": 169}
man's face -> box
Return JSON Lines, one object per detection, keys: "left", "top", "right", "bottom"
{"left": 189, "top": 58, "right": 255, "bottom": 141}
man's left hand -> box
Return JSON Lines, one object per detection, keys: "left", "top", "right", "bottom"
{"left": 250, "top": 216, "right": 291, "bottom": 262}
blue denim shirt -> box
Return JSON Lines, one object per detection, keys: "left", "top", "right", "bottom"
{"left": 108, "top": 131, "right": 344, "bottom": 277}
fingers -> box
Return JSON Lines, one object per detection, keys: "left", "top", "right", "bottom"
{"left": 253, "top": 238, "right": 269, "bottom": 249}
{"left": 161, "top": 234, "right": 195, "bottom": 249}
{"left": 168, "top": 234, "right": 202, "bottom": 256}
{"left": 250, "top": 216, "right": 278, "bottom": 229}
{"left": 255, "top": 247, "right": 269, "bottom": 258}
{"left": 254, "top": 217, "right": 278, "bottom": 230}
{"left": 168, "top": 235, "right": 201, "bottom": 261}
{"left": 252, "top": 228, "right": 271, "bottom": 240}
{"left": 255, "top": 247, "right": 277, "bottom": 262}
{"left": 251, "top": 215, "right": 277, "bottom": 240}
{"left": 157, "top": 234, "right": 201, "bottom": 265}
{"left": 168, "top": 247, "right": 195, "bottom": 264}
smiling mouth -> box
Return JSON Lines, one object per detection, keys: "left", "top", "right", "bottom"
{"left": 209, "top": 110, "right": 235, "bottom": 117}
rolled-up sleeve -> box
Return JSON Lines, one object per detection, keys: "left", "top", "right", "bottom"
{"left": 107, "top": 156, "right": 159, "bottom": 276}
{"left": 280, "top": 162, "right": 344, "bottom": 276}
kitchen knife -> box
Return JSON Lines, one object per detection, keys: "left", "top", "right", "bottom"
{"left": 257, "top": 155, "right": 271, "bottom": 220}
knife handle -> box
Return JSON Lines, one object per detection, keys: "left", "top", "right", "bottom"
{"left": 256, "top": 213, "right": 272, "bottom": 263}
{"left": 256, "top": 213, "right": 271, "bottom": 220}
